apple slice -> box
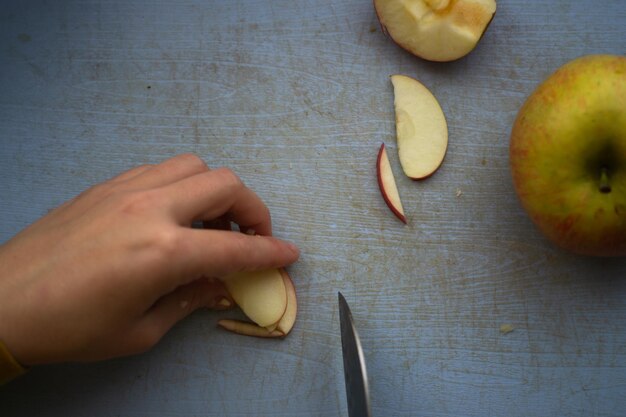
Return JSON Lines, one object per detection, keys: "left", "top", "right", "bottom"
{"left": 391, "top": 74, "right": 448, "bottom": 179}
{"left": 218, "top": 268, "right": 298, "bottom": 338}
{"left": 221, "top": 268, "right": 287, "bottom": 328}
{"left": 377, "top": 143, "right": 407, "bottom": 223}
{"left": 374, "top": 0, "right": 497, "bottom": 62}
{"left": 217, "top": 320, "right": 285, "bottom": 338}
{"left": 273, "top": 268, "right": 297, "bottom": 335}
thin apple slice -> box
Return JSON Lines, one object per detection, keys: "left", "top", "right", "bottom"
{"left": 218, "top": 268, "right": 298, "bottom": 338}
{"left": 221, "top": 268, "right": 287, "bottom": 328}
{"left": 391, "top": 74, "right": 448, "bottom": 179}
{"left": 273, "top": 268, "right": 297, "bottom": 335}
{"left": 217, "top": 319, "right": 285, "bottom": 338}
{"left": 374, "top": 0, "right": 497, "bottom": 62}
{"left": 376, "top": 143, "right": 407, "bottom": 223}
{"left": 265, "top": 323, "right": 279, "bottom": 333}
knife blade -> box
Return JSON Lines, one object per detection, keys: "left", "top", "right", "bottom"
{"left": 338, "top": 292, "right": 372, "bottom": 417}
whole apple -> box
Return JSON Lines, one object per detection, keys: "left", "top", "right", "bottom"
{"left": 510, "top": 54, "right": 626, "bottom": 257}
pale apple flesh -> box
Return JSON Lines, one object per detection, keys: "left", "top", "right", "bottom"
{"left": 377, "top": 143, "right": 407, "bottom": 223}
{"left": 218, "top": 268, "right": 298, "bottom": 337}
{"left": 374, "top": 0, "right": 497, "bottom": 62}
{"left": 391, "top": 74, "right": 448, "bottom": 179}
{"left": 222, "top": 268, "right": 287, "bottom": 328}
{"left": 510, "top": 54, "right": 626, "bottom": 257}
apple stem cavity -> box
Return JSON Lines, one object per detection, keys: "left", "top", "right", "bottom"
{"left": 599, "top": 167, "right": 611, "bottom": 194}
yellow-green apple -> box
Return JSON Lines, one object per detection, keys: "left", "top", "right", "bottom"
{"left": 510, "top": 54, "right": 626, "bottom": 257}
{"left": 391, "top": 74, "right": 448, "bottom": 179}
{"left": 374, "top": 0, "right": 496, "bottom": 62}
{"left": 377, "top": 143, "right": 407, "bottom": 223}
{"left": 218, "top": 268, "right": 298, "bottom": 337}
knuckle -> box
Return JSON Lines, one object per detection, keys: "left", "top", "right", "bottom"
{"left": 176, "top": 153, "right": 207, "bottom": 171}
{"left": 117, "top": 189, "right": 159, "bottom": 215}
{"left": 214, "top": 167, "right": 243, "bottom": 190}
{"left": 77, "top": 182, "right": 114, "bottom": 201}
{"left": 114, "top": 164, "right": 152, "bottom": 182}
{"left": 232, "top": 233, "right": 250, "bottom": 257}
{"left": 113, "top": 190, "right": 185, "bottom": 255}
{"left": 223, "top": 234, "right": 254, "bottom": 273}
{"left": 151, "top": 227, "right": 183, "bottom": 257}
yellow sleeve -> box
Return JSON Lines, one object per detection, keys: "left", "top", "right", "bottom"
{"left": 0, "top": 339, "right": 27, "bottom": 385}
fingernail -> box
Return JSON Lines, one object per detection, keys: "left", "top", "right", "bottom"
{"left": 217, "top": 298, "right": 231, "bottom": 308}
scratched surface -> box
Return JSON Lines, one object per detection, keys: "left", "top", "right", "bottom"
{"left": 1, "top": 1, "right": 625, "bottom": 416}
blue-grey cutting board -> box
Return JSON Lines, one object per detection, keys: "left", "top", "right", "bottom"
{"left": 1, "top": 1, "right": 625, "bottom": 416}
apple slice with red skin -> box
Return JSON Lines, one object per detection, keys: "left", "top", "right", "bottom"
{"left": 377, "top": 143, "right": 407, "bottom": 223}
{"left": 218, "top": 268, "right": 297, "bottom": 338}
{"left": 217, "top": 320, "right": 285, "bottom": 338}
{"left": 391, "top": 74, "right": 448, "bottom": 179}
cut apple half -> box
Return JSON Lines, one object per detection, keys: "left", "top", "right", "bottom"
{"left": 391, "top": 74, "right": 448, "bottom": 179}
{"left": 218, "top": 268, "right": 297, "bottom": 338}
{"left": 374, "top": 0, "right": 497, "bottom": 62}
{"left": 377, "top": 143, "right": 407, "bottom": 223}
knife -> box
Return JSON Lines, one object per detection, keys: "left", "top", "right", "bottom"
{"left": 338, "top": 292, "right": 372, "bottom": 417}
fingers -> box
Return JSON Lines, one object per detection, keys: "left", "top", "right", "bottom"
{"left": 134, "top": 228, "right": 299, "bottom": 345}
{"left": 53, "top": 154, "right": 207, "bottom": 218}
{"left": 177, "top": 229, "right": 299, "bottom": 282}
{"left": 125, "top": 153, "right": 210, "bottom": 189}
{"left": 162, "top": 168, "right": 273, "bottom": 236}
{"left": 142, "top": 278, "right": 233, "bottom": 339}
